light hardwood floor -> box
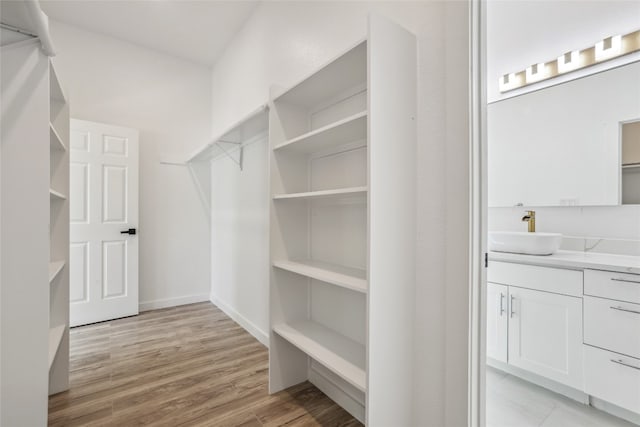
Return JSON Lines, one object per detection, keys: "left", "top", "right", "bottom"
{"left": 48, "top": 302, "right": 362, "bottom": 426}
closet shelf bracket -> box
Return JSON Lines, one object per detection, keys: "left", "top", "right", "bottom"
{"left": 215, "top": 141, "right": 243, "bottom": 171}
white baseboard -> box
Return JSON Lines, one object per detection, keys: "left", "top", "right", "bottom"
{"left": 209, "top": 293, "right": 269, "bottom": 347}
{"left": 139, "top": 294, "right": 209, "bottom": 312}
{"left": 591, "top": 397, "right": 640, "bottom": 425}
{"left": 487, "top": 358, "right": 589, "bottom": 404}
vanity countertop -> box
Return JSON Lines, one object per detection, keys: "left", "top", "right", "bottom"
{"left": 489, "top": 250, "right": 640, "bottom": 275}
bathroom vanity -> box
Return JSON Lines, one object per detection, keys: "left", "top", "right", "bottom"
{"left": 487, "top": 250, "right": 640, "bottom": 422}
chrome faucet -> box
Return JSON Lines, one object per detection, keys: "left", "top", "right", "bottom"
{"left": 522, "top": 210, "right": 536, "bottom": 233}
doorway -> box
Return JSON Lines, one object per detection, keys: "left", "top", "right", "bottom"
{"left": 69, "top": 119, "right": 140, "bottom": 326}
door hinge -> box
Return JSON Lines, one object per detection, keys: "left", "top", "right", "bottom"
{"left": 485, "top": 252, "right": 488, "bottom": 268}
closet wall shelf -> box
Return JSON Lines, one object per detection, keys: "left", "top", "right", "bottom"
{"left": 49, "top": 66, "right": 67, "bottom": 103}
{"left": 273, "top": 186, "right": 367, "bottom": 201}
{"left": 273, "top": 260, "right": 366, "bottom": 294}
{"left": 186, "top": 104, "right": 268, "bottom": 164}
{"left": 49, "top": 189, "right": 67, "bottom": 200}
{"left": 48, "top": 324, "right": 66, "bottom": 370}
{"left": 49, "top": 123, "right": 67, "bottom": 151}
{"left": 273, "top": 321, "right": 366, "bottom": 392}
{"left": 274, "top": 111, "right": 367, "bottom": 153}
{"left": 48, "top": 261, "right": 65, "bottom": 283}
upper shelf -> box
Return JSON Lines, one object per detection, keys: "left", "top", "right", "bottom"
{"left": 49, "top": 64, "right": 67, "bottom": 104}
{"left": 274, "top": 111, "right": 367, "bottom": 153}
{"left": 187, "top": 105, "right": 268, "bottom": 163}
{"left": 49, "top": 123, "right": 67, "bottom": 151}
{"left": 273, "top": 41, "right": 367, "bottom": 109}
{"left": 273, "top": 186, "right": 367, "bottom": 201}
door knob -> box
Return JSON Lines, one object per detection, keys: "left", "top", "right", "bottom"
{"left": 120, "top": 228, "right": 137, "bottom": 235}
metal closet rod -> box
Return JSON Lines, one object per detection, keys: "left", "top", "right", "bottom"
{"left": 1, "top": 0, "right": 56, "bottom": 56}
{"left": 0, "top": 22, "right": 37, "bottom": 38}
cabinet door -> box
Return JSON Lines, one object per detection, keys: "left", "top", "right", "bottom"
{"left": 508, "top": 287, "right": 583, "bottom": 388}
{"left": 487, "top": 283, "right": 508, "bottom": 363}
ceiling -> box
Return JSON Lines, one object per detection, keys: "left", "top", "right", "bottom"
{"left": 39, "top": 0, "right": 260, "bottom": 66}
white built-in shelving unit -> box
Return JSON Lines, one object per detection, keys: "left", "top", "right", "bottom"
{"left": 48, "top": 62, "right": 70, "bottom": 395}
{"left": 1, "top": 20, "right": 70, "bottom": 422}
{"left": 268, "top": 15, "right": 417, "bottom": 425}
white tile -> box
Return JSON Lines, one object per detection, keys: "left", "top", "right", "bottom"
{"left": 540, "top": 404, "right": 637, "bottom": 427}
{"left": 487, "top": 372, "right": 557, "bottom": 427}
{"left": 487, "top": 371, "right": 639, "bottom": 427}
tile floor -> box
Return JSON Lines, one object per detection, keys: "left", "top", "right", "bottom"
{"left": 486, "top": 366, "right": 638, "bottom": 427}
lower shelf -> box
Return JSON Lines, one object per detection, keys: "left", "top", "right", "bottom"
{"left": 49, "top": 188, "right": 67, "bottom": 201}
{"left": 273, "top": 320, "right": 366, "bottom": 392}
{"left": 48, "top": 324, "right": 65, "bottom": 370}
{"left": 49, "top": 260, "right": 65, "bottom": 283}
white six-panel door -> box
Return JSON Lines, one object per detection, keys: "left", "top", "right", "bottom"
{"left": 69, "top": 119, "right": 139, "bottom": 326}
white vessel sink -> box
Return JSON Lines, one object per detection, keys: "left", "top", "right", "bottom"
{"left": 489, "top": 231, "right": 562, "bottom": 255}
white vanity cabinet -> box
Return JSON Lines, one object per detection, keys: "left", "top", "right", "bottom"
{"left": 583, "top": 269, "right": 640, "bottom": 414}
{"left": 487, "top": 282, "right": 508, "bottom": 363}
{"left": 507, "top": 286, "right": 583, "bottom": 388}
{"left": 487, "top": 261, "right": 584, "bottom": 389}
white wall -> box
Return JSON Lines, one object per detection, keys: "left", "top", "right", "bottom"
{"left": 49, "top": 21, "right": 212, "bottom": 309}
{"left": 209, "top": 136, "right": 269, "bottom": 346}
{"left": 487, "top": 1, "right": 640, "bottom": 246}
{"left": 208, "top": 2, "right": 472, "bottom": 425}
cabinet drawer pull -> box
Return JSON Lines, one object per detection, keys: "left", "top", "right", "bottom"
{"left": 611, "top": 358, "right": 640, "bottom": 371}
{"left": 610, "top": 306, "right": 640, "bottom": 315}
{"left": 500, "top": 293, "right": 505, "bottom": 316}
{"left": 611, "top": 277, "right": 640, "bottom": 284}
{"left": 510, "top": 295, "right": 515, "bottom": 318}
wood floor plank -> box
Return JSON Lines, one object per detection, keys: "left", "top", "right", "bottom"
{"left": 49, "top": 302, "right": 361, "bottom": 426}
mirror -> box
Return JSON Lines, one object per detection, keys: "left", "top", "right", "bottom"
{"left": 488, "top": 61, "right": 640, "bottom": 207}
{"left": 622, "top": 120, "right": 640, "bottom": 204}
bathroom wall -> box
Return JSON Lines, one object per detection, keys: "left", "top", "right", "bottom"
{"left": 488, "top": 1, "right": 640, "bottom": 253}
{"left": 49, "top": 21, "right": 212, "bottom": 310}
{"left": 487, "top": 0, "right": 640, "bottom": 103}
{"left": 207, "top": 2, "right": 473, "bottom": 425}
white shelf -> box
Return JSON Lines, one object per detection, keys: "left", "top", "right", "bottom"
{"left": 273, "top": 260, "right": 367, "bottom": 294}
{"left": 273, "top": 186, "right": 367, "bottom": 201}
{"left": 49, "top": 123, "right": 67, "bottom": 151}
{"left": 49, "top": 188, "right": 67, "bottom": 201}
{"left": 622, "top": 164, "right": 640, "bottom": 169}
{"left": 49, "top": 65, "right": 67, "bottom": 104}
{"left": 274, "top": 41, "right": 367, "bottom": 109}
{"left": 273, "top": 321, "right": 366, "bottom": 392}
{"left": 48, "top": 324, "right": 65, "bottom": 370}
{"left": 187, "top": 105, "right": 268, "bottom": 163}
{"left": 48, "top": 261, "right": 65, "bottom": 283}
{"left": 274, "top": 111, "right": 367, "bottom": 153}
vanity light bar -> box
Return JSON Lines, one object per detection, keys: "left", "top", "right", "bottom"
{"left": 499, "top": 29, "right": 640, "bottom": 93}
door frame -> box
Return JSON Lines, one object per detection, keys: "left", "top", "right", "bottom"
{"left": 468, "top": 0, "right": 488, "bottom": 426}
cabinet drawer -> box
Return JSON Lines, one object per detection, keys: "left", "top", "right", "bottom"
{"left": 584, "top": 296, "right": 640, "bottom": 359}
{"left": 487, "top": 262, "right": 582, "bottom": 297}
{"left": 584, "top": 269, "right": 640, "bottom": 304}
{"left": 584, "top": 344, "right": 640, "bottom": 414}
